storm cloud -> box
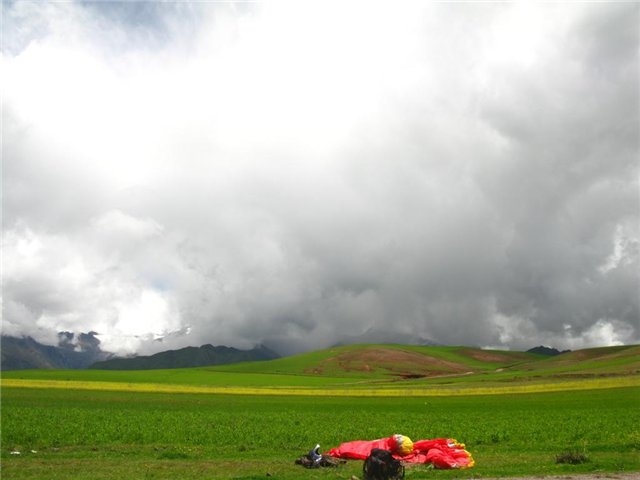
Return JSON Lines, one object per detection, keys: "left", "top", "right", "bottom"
{"left": 2, "top": 1, "right": 638, "bottom": 355}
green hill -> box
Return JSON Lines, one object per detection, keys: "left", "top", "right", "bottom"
{"left": 208, "top": 343, "right": 640, "bottom": 382}
{"left": 503, "top": 344, "right": 640, "bottom": 377}
{"left": 3, "top": 344, "right": 638, "bottom": 393}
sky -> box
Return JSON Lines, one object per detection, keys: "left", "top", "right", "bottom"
{"left": 2, "top": 1, "right": 639, "bottom": 356}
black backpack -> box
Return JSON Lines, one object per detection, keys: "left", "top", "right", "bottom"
{"left": 363, "top": 448, "right": 405, "bottom": 480}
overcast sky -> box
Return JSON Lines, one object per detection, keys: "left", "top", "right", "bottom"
{"left": 2, "top": 1, "right": 639, "bottom": 356}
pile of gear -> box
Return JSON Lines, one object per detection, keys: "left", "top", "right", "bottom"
{"left": 295, "top": 444, "right": 403, "bottom": 480}
{"left": 294, "top": 444, "right": 343, "bottom": 469}
{"left": 295, "top": 433, "right": 474, "bottom": 480}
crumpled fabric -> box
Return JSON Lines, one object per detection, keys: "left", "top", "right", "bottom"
{"left": 327, "top": 434, "right": 474, "bottom": 469}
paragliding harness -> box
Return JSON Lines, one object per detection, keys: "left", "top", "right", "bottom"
{"left": 363, "top": 448, "right": 405, "bottom": 480}
{"left": 295, "top": 444, "right": 342, "bottom": 469}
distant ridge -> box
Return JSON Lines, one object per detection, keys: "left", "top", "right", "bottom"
{"left": 1, "top": 334, "right": 112, "bottom": 370}
{"left": 527, "top": 345, "right": 571, "bottom": 356}
{"left": 1, "top": 336, "right": 280, "bottom": 371}
{"left": 89, "top": 343, "right": 280, "bottom": 370}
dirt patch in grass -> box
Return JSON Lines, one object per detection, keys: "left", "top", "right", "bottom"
{"left": 309, "top": 347, "right": 471, "bottom": 377}
{"left": 491, "top": 473, "right": 640, "bottom": 480}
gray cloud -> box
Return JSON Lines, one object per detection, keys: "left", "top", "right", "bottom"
{"left": 2, "top": 1, "right": 638, "bottom": 355}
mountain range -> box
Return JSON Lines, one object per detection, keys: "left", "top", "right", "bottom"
{"left": 1, "top": 334, "right": 111, "bottom": 370}
{"left": 89, "top": 343, "right": 279, "bottom": 370}
{"left": 1, "top": 333, "right": 569, "bottom": 371}
{"left": 0, "top": 335, "right": 279, "bottom": 370}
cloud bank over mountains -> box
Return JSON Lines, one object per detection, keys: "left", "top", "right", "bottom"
{"left": 2, "top": 1, "right": 638, "bottom": 355}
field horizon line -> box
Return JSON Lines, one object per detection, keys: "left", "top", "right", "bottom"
{"left": 3, "top": 376, "right": 638, "bottom": 397}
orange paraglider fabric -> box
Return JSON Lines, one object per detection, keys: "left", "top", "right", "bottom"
{"left": 327, "top": 435, "right": 474, "bottom": 469}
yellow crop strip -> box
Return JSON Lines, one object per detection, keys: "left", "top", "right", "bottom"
{"left": 2, "top": 376, "right": 638, "bottom": 396}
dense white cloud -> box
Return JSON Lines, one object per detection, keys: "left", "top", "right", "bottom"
{"left": 2, "top": 1, "right": 638, "bottom": 355}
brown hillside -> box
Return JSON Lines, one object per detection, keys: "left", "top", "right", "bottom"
{"left": 305, "top": 347, "right": 471, "bottom": 377}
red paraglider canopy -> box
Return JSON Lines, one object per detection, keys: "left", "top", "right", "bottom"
{"left": 327, "top": 434, "right": 474, "bottom": 469}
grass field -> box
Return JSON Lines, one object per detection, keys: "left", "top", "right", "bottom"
{"left": 1, "top": 344, "right": 639, "bottom": 479}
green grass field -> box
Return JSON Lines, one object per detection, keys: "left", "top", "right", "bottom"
{"left": 2, "top": 344, "right": 639, "bottom": 479}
